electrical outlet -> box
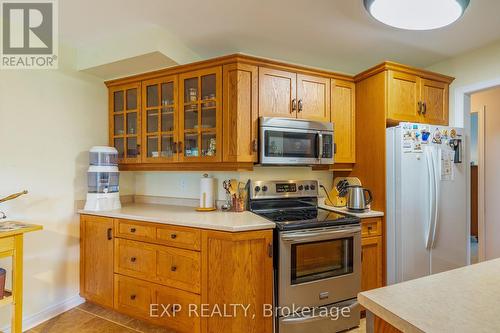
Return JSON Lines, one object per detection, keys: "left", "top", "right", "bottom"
{"left": 180, "top": 179, "right": 187, "bottom": 191}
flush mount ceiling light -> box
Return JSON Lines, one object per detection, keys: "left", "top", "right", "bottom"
{"left": 364, "top": 0, "right": 470, "bottom": 30}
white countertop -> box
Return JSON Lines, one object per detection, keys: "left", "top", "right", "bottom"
{"left": 318, "top": 201, "right": 384, "bottom": 218}
{"left": 358, "top": 258, "right": 500, "bottom": 333}
{"left": 79, "top": 203, "right": 275, "bottom": 232}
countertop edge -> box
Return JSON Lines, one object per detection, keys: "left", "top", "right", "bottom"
{"left": 318, "top": 202, "right": 385, "bottom": 218}
{"left": 358, "top": 293, "right": 424, "bottom": 333}
{"left": 78, "top": 209, "right": 276, "bottom": 232}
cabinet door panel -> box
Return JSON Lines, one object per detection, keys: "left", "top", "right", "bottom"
{"left": 297, "top": 74, "right": 330, "bottom": 122}
{"left": 259, "top": 67, "right": 297, "bottom": 118}
{"left": 80, "top": 215, "right": 114, "bottom": 307}
{"left": 420, "top": 79, "right": 449, "bottom": 125}
{"left": 361, "top": 236, "right": 383, "bottom": 292}
{"left": 109, "top": 83, "right": 141, "bottom": 164}
{"left": 387, "top": 71, "right": 420, "bottom": 123}
{"left": 223, "top": 63, "right": 259, "bottom": 163}
{"left": 331, "top": 79, "right": 355, "bottom": 163}
{"left": 142, "top": 76, "right": 179, "bottom": 163}
{"left": 179, "top": 67, "right": 222, "bottom": 162}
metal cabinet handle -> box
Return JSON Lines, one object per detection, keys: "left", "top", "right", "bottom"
{"left": 298, "top": 99, "right": 303, "bottom": 113}
{"left": 291, "top": 99, "right": 297, "bottom": 113}
{"left": 267, "top": 243, "right": 273, "bottom": 258}
{"left": 130, "top": 257, "right": 137, "bottom": 262}
{"left": 173, "top": 142, "right": 177, "bottom": 154}
{"left": 422, "top": 102, "right": 427, "bottom": 115}
{"left": 130, "top": 228, "right": 136, "bottom": 233}
{"left": 130, "top": 294, "right": 136, "bottom": 300}
{"left": 171, "top": 266, "right": 177, "bottom": 272}
{"left": 177, "top": 142, "right": 183, "bottom": 154}
{"left": 137, "top": 144, "right": 141, "bottom": 156}
{"left": 171, "top": 233, "right": 177, "bottom": 239}
{"left": 418, "top": 101, "right": 423, "bottom": 114}
{"left": 107, "top": 228, "right": 112, "bottom": 240}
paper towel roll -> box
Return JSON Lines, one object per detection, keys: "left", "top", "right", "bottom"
{"left": 199, "top": 174, "right": 215, "bottom": 209}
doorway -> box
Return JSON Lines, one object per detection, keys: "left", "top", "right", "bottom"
{"left": 468, "top": 86, "right": 500, "bottom": 262}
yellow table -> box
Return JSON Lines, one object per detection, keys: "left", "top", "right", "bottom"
{"left": 0, "top": 222, "right": 42, "bottom": 333}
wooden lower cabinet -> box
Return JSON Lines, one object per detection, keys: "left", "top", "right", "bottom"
{"left": 80, "top": 215, "right": 274, "bottom": 333}
{"left": 80, "top": 215, "right": 114, "bottom": 307}
{"left": 361, "top": 235, "right": 383, "bottom": 292}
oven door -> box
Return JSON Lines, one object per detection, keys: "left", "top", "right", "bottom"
{"left": 260, "top": 126, "right": 327, "bottom": 165}
{"left": 278, "top": 225, "right": 361, "bottom": 310}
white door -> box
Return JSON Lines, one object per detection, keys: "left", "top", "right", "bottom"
{"left": 430, "top": 143, "right": 468, "bottom": 273}
{"left": 399, "top": 148, "right": 432, "bottom": 282}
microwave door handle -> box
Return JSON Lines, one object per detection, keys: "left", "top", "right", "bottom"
{"left": 317, "top": 132, "right": 323, "bottom": 160}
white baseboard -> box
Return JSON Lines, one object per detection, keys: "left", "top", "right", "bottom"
{"left": 1, "top": 294, "right": 85, "bottom": 333}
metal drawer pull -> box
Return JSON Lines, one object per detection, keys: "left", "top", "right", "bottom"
{"left": 291, "top": 99, "right": 297, "bottom": 113}
{"left": 130, "top": 294, "right": 136, "bottom": 300}
{"left": 130, "top": 257, "right": 137, "bottom": 262}
{"left": 130, "top": 228, "right": 136, "bottom": 233}
{"left": 281, "top": 226, "right": 361, "bottom": 242}
{"left": 171, "top": 266, "right": 177, "bottom": 272}
{"left": 171, "top": 234, "right": 177, "bottom": 239}
{"left": 298, "top": 99, "right": 303, "bottom": 112}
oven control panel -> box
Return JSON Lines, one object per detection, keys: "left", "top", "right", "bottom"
{"left": 250, "top": 180, "right": 318, "bottom": 199}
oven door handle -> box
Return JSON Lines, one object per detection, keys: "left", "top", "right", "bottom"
{"left": 281, "top": 226, "right": 361, "bottom": 243}
{"left": 280, "top": 300, "right": 359, "bottom": 324}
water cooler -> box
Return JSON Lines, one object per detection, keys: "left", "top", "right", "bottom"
{"left": 84, "top": 146, "right": 122, "bottom": 211}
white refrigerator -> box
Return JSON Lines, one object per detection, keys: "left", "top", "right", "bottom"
{"left": 386, "top": 122, "right": 468, "bottom": 285}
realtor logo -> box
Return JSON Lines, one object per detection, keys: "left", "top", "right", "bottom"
{"left": 1, "top": 0, "right": 58, "bottom": 69}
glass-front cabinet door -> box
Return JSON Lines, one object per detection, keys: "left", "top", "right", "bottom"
{"left": 179, "top": 67, "right": 222, "bottom": 162}
{"left": 141, "top": 76, "right": 178, "bottom": 162}
{"left": 109, "top": 83, "right": 141, "bottom": 164}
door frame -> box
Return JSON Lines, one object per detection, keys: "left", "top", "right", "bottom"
{"left": 455, "top": 77, "right": 500, "bottom": 263}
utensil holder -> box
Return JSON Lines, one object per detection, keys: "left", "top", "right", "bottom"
{"left": 232, "top": 197, "right": 245, "bottom": 212}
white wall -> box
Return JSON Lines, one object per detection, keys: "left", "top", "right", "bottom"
{"left": 134, "top": 167, "right": 334, "bottom": 201}
{"left": 471, "top": 88, "right": 500, "bottom": 260}
{"left": 427, "top": 39, "right": 500, "bottom": 126}
{"left": 0, "top": 44, "right": 134, "bottom": 329}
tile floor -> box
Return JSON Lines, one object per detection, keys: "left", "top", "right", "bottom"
{"left": 23, "top": 302, "right": 366, "bottom": 333}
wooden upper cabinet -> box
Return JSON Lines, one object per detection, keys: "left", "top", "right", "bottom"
{"left": 297, "top": 74, "right": 330, "bottom": 122}
{"left": 331, "top": 79, "right": 355, "bottom": 164}
{"left": 141, "top": 76, "right": 178, "bottom": 163}
{"left": 223, "top": 63, "right": 259, "bottom": 163}
{"left": 387, "top": 70, "right": 420, "bottom": 124}
{"left": 80, "top": 215, "right": 114, "bottom": 308}
{"left": 258, "top": 67, "right": 297, "bottom": 118}
{"left": 179, "top": 66, "right": 222, "bottom": 162}
{"left": 420, "top": 78, "right": 449, "bottom": 125}
{"left": 109, "top": 82, "right": 141, "bottom": 164}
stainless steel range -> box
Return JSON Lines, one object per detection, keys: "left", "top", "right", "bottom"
{"left": 249, "top": 180, "right": 361, "bottom": 333}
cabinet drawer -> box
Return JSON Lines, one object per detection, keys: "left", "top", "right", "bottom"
{"left": 116, "top": 219, "right": 156, "bottom": 242}
{"left": 114, "top": 274, "right": 153, "bottom": 318}
{"left": 153, "top": 282, "right": 201, "bottom": 333}
{"left": 115, "top": 239, "right": 156, "bottom": 278}
{"left": 0, "top": 237, "right": 14, "bottom": 253}
{"left": 156, "top": 225, "right": 201, "bottom": 251}
{"left": 157, "top": 246, "right": 200, "bottom": 293}
{"left": 361, "top": 218, "right": 382, "bottom": 237}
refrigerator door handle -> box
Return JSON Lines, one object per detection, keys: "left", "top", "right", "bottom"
{"left": 430, "top": 148, "right": 440, "bottom": 249}
{"left": 425, "top": 149, "right": 436, "bottom": 250}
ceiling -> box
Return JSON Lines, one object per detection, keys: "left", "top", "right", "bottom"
{"left": 60, "top": 0, "right": 500, "bottom": 75}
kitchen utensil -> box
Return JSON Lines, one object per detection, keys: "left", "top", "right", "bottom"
{"left": 346, "top": 185, "right": 373, "bottom": 212}
{"left": 0, "top": 190, "right": 28, "bottom": 204}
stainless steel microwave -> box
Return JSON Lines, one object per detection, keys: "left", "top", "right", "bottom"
{"left": 259, "top": 117, "right": 334, "bottom": 165}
